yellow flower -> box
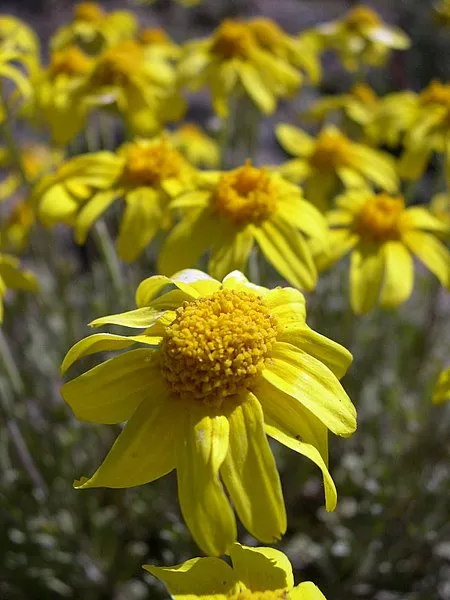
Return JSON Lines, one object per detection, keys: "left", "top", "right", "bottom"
{"left": 0, "top": 45, "right": 34, "bottom": 123}
{"left": 276, "top": 124, "right": 398, "bottom": 211}
{"left": 145, "top": 542, "right": 327, "bottom": 599}
{"left": 138, "top": 27, "right": 181, "bottom": 61}
{"left": 0, "top": 253, "right": 38, "bottom": 322}
{"left": 79, "top": 40, "right": 186, "bottom": 136}
{"left": 317, "top": 4, "right": 410, "bottom": 71}
{"left": 35, "top": 138, "right": 195, "bottom": 261}
{"left": 0, "top": 201, "right": 35, "bottom": 253}
{"left": 159, "top": 161, "right": 327, "bottom": 290}
{"left": 61, "top": 269, "right": 355, "bottom": 555}
{"left": 0, "top": 15, "right": 40, "bottom": 71}
{"left": 433, "top": 369, "right": 450, "bottom": 404}
{"left": 178, "top": 19, "right": 301, "bottom": 117}
{"left": 320, "top": 187, "right": 450, "bottom": 314}
{"left": 169, "top": 123, "right": 220, "bottom": 168}
{"left": 51, "top": 2, "right": 138, "bottom": 55}
{"left": 363, "top": 90, "right": 418, "bottom": 147}
{"left": 306, "top": 83, "right": 379, "bottom": 128}
{"left": 430, "top": 192, "right": 450, "bottom": 229}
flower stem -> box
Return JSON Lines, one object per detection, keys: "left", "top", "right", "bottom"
{"left": 0, "top": 328, "right": 24, "bottom": 395}
{"left": 93, "top": 220, "right": 125, "bottom": 304}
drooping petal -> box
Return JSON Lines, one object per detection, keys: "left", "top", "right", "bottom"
{"left": 74, "top": 190, "right": 119, "bottom": 244}
{"left": 277, "top": 197, "right": 328, "bottom": 242}
{"left": 176, "top": 402, "right": 236, "bottom": 556}
{"left": 380, "top": 241, "right": 414, "bottom": 309}
{"left": 403, "top": 230, "right": 450, "bottom": 288}
{"left": 275, "top": 124, "right": 314, "bottom": 157}
{"left": 0, "top": 256, "right": 38, "bottom": 292}
{"left": 350, "top": 243, "right": 384, "bottom": 314}
{"left": 262, "top": 342, "right": 356, "bottom": 437}
{"left": 74, "top": 384, "right": 177, "bottom": 488}
{"left": 238, "top": 62, "right": 276, "bottom": 115}
{"left": 208, "top": 226, "right": 254, "bottom": 282}
{"left": 89, "top": 307, "right": 169, "bottom": 329}
{"left": 316, "top": 229, "right": 359, "bottom": 271}
{"left": 304, "top": 172, "right": 337, "bottom": 213}
{"left": 228, "top": 542, "right": 294, "bottom": 591}
{"left": 61, "top": 348, "right": 157, "bottom": 424}
{"left": 220, "top": 392, "right": 286, "bottom": 544}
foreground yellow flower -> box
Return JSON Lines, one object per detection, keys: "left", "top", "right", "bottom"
{"left": 320, "top": 187, "right": 450, "bottom": 314}
{"left": 51, "top": 2, "right": 137, "bottom": 54}
{"left": 317, "top": 4, "right": 410, "bottom": 71}
{"left": 61, "top": 269, "right": 355, "bottom": 555}
{"left": 145, "top": 542, "right": 326, "bottom": 599}
{"left": 0, "top": 253, "right": 38, "bottom": 322}
{"left": 276, "top": 124, "right": 398, "bottom": 211}
{"left": 169, "top": 123, "right": 220, "bottom": 168}
{"left": 34, "top": 138, "right": 195, "bottom": 261}
{"left": 159, "top": 161, "right": 327, "bottom": 290}
{"left": 178, "top": 19, "right": 301, "bottom": 117}
{"left": 433, "top": 369, "right": 450, "bottom": 404}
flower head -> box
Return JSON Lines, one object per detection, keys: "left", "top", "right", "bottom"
{"left": 320, "top": 187, "right": 450, "bottom": 313}
{"left": 0, "top": 253, "right": 38, "bottom": 322}
{"left": 145, "top": 542, "right": 327, "bottom": 599}
{"left": 61, "top": 269, "right": 356, "bottom": 555}
{"left": 276, "top": 124, "right": 398, "bottom": 211}
{"left": 159, "top": 161, "right": 327, "bottom": 290}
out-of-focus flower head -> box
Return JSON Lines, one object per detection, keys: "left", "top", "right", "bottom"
{"left": 0, "top": 253, "right": 38, "bottom": 322}
{"left": 318, "top": 186, "right": 450, "bottom": 314}
{"left": 434, "top": 0, "right": 450, "bottom": 26}
{"left": 34, "top": 137, "right": 195, "bottom": 262}
{"left": 145, "top": 542, "right": 327, "bottom": 599}
{"left": 178, "top": 19, "right": 301, "bottom": 117}
{"left": 433, "top": 369, "right": 450, "bottom": 404}
{"left": 0, "top": 15, "right": 40, "bottom": 71}
{"left": 79, "top": 40, "right": 186, "bottom": 136}
{"left": 138, "top": 27, "right": 180, "bottom": 61}
{"left": 51, "top": 2, "right": 138, "bottom": 55}
{"left": 276, "top": 124, "right": 398, "bottom": 211}
{"left": 363, "top": 90, "right": 418, "bottom": 147}
{"left": 168, "top": 123, "right": 220, "bottom": 168}
{"left": 317, "top": 4, "right": 410, "bottom": 71}
{"left": 160, "top": 160, "right": 327, "bottom": 291}
{"left": 61, "top": 267, "right": 355, "bottom": 555}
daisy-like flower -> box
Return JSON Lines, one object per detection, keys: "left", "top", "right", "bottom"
{"left": 433, "top": 369, "right": 450, "bottom": 404}
{"left": 319, "top": 186, "right": 450, "bottom": 314}
{"left": 138, "top": 28, "right": 181, "bottom": 61}
{"left": 178, "top": 19, "right": 301, "bottom": 117}
{"left": 169, "top": 123, "right": 220, "bottom": 168}
{"left": 276, "top": 124, "right": 398, "bottom": 211}
{"left": 51, "top": 2, "right": 138, "bottom": 55}
{"left": 79, "top": 40, "right": 186, "bottom": 136}
{"left": 0, "top": 201, "right": 34, "bottom": 253}
{"left": 34, "top": 137, "right": 195, "bottom": 262}
{"left": 317, "top": 4, "right": 410, "bottom": 71}
{"left": 0, "top": 253, "right": 38, "bottom": 322}
{"left": 61, "top": 269, "right": 356, "bottom": 556}
{"left": 145, "top": 542, "right": 326, "bottom": 599}
{"left": 159, "top": 161, "right": 327, "bottom": 290}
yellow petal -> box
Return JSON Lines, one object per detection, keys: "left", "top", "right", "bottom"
{"left": 291, "top": 582, "right": 327, "bottom": 600}
{"left": 262, "top": 341, "right": 356, "bottom": 437}
{"left": 304, "top": 173, "right": 337, "bottom": 212}
{"left": 380, "top": 241, "right": 414, "bottom": 309}
{"left": 0, "top": 255, "right": 38, "bottom": 292}
{"left": 177, "top": 403, "right": 236, "bottom": 556}
{"left": 228, "top": 542, "right": 294, "bottom": 591}
{"left": 316, "top": 229, "right": 359, "bottom": 272}
{"left": 238, "top": 62, "right": 275, "bottom": 115}
{"left": 144, "top": 557, "right": 237, "bottom": 597}
{"left": 264, "top": 286, "right": 307, "bottom": 323}
{"left": 74, "top": 190, "right": 119, "bottom": 245}
{"left": 275, "top": 124, "right": 314, "bottom": 157}
{"left": 403, "top": 207, "right": 450, "bottom": 234}
{"left": 278, "top": 198, "right": 328, "bottom": 242}
{"left": 136, "top": 274, "right": 201, "bottom": 308}
{"left": 116, "top": 189, "right": 161, "bottom": 262}
{"left": 403, "top": 230, "right": 450, "bottom": 288}
{"left": 350, "top": 243, "right": 384, "bottom": 314}
{"left": 433, "top": 369, "right": 450, "bottom": 405}
{"left": 75, "top": 385, "right": 177, "bottom": 488}
{"left": 38, "top": 184, "right": 78, "bottom": 227}
{"left": 61, "top": 348, "right": 157, "bottom": 424}
{"left": 220, "top": 392, "right": 286, "bottom": 544}
{"left": 209, "top": 226, "right": 254, "bottom": 282}
{"left": 89, "top": 307, "right": 167, "bottom": 328}
{"left": 398, "top": 144, "right": 432, "bottom": 181}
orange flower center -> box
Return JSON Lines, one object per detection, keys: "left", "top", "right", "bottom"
{"left": 249, "top": 18, "right": 285, "bottom": 51}
{"left": 50, "top": 46, "right": 92, "bottom": 77}
{"left": 212, "top": 162, "right": 278, "bottom": 226}
{"left": 356, "top": 194, "right": 405, "bottom": 241}
{"left": 121, "top": 140, "right": 184, "bottom": 187}
{"left": 230, "top": 590, "right": 290, "bottom": 599}
{"left": 92, "top": 40, "right": 144, "bottom": 86}
{"left": 74, "top": 2, "right": 105, "bottom": 23}
{"left": 210, "top": 20, "right": 256, "bottom": 60}
{"left": 419, "top": 80, "right": 450, "bottom": 108}
{"left": 309, "top": 130, "right": 352, "bottom": 171}
{"left": 351, "top": 83, "right": 378, "bottom": 105}
{"left": 139, "top": 27, "right": 172, "bottom": 46}
{"left": 161, "top": 290, "right": 278, "bottom": 405}
{"left": 345, "top": 5, "right": 381, "bottom": 30}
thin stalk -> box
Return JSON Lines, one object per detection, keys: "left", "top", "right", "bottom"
{"left": 93, "top": 220, "right": 125, "bottom": 304}
{"left": 0, "top": 328, "right": 24, "bottom": 395}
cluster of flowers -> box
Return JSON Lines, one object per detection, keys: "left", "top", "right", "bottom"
{"left": 1, "top": 3, "right": 450, "bottom": 597}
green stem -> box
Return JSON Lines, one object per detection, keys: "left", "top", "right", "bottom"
{"left": 93, "top": 220, "right": 125, "bottom": 304}
{"left": 0, "top": 328, "right": 24, "bottom": 395}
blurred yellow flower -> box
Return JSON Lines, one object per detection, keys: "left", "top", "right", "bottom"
{"left": 160, "top": 161, "right": 327, "bottom": 290}
{"left": 178, "top": 19, "right": 301, "bottom": 117}
{"left": 276, "top": 124, "right": 398, "bottom": 210}
{"left": 433, "top": 369, "right": 450, "bottom": 404}
{"left": 0, "top": 15, "right": 40, "bottom": 71}
{"left": 430, "top": 192, "right": 450, "bottom": 229}
{"left": 169, "top": 123, "right": 220, "bottom": 168}
{"left": 0, "top": 253, "right": 38, "bottom": 322}
{"left": 0, "top": 201, "right": 35, "bottom": 253}
{"left": 320, "top": 187, "right": 450, "bottom": 314}
{"left": 61, "top": 269, "right": 355, "bottom": 555}
{"left": 317, "top": 4, "right": 410, "bottom": 71}
{"left": 138, "top": 27, "right": 180, "bottom": 61}
{"left": 363, "top": 90, "right": 418, "bottom": 147}
{"left": 306, "top": 83, "right": 379, "bottom": 128}
{"left": 35, "top": 138, "right": 195, "bottom": 261}
{"left": 51, "top": 2, "right": 138, "bottom": 55}
{"left": 0, "top": 48, "right": 33, "bottom": 123}
{"left": 145, "top": 542, "right": 327, "bottom": 599}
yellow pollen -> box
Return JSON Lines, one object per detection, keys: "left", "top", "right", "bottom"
{"left": 210, "top": 20, "right": 256, "bottom": 60}
{"left": 419, "top": 81, "right": 450, "bottom": 108}
{"left": 212, "top": 162, "right": 278, "bottom": 226}
{"left": 230, "top": 590, "right": 290, "bottom": 600}
{"left": 74, "top": 2, "right": 105, "bottom": 23}
{"left": 139, "top": 27, "right": 172, "bottom": 46}
{"left": 93, "top": 41, "right": 144, "bottom": 86}
{"left": 160, "top": 290, "right": 278, "bottom": 406}
{"left": 345, "top": 5, "right": 381, "bottom": 30}
{"left": 121, "top": 140, "right": 184, "bottom": 187}
{"left": 309, "top": 130, "right": 352, "bottom": 171}
{"left": 356, "top": 193, "right": 405, "bottom": 241}
{"left": 351, "top": 83, "right": 378, "bottom": 105}
{"left": 50, "top": 46, "right": 92, "bottom": 77}
{"left": 249, "top": 18, "right": 285, "bottom": 51}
